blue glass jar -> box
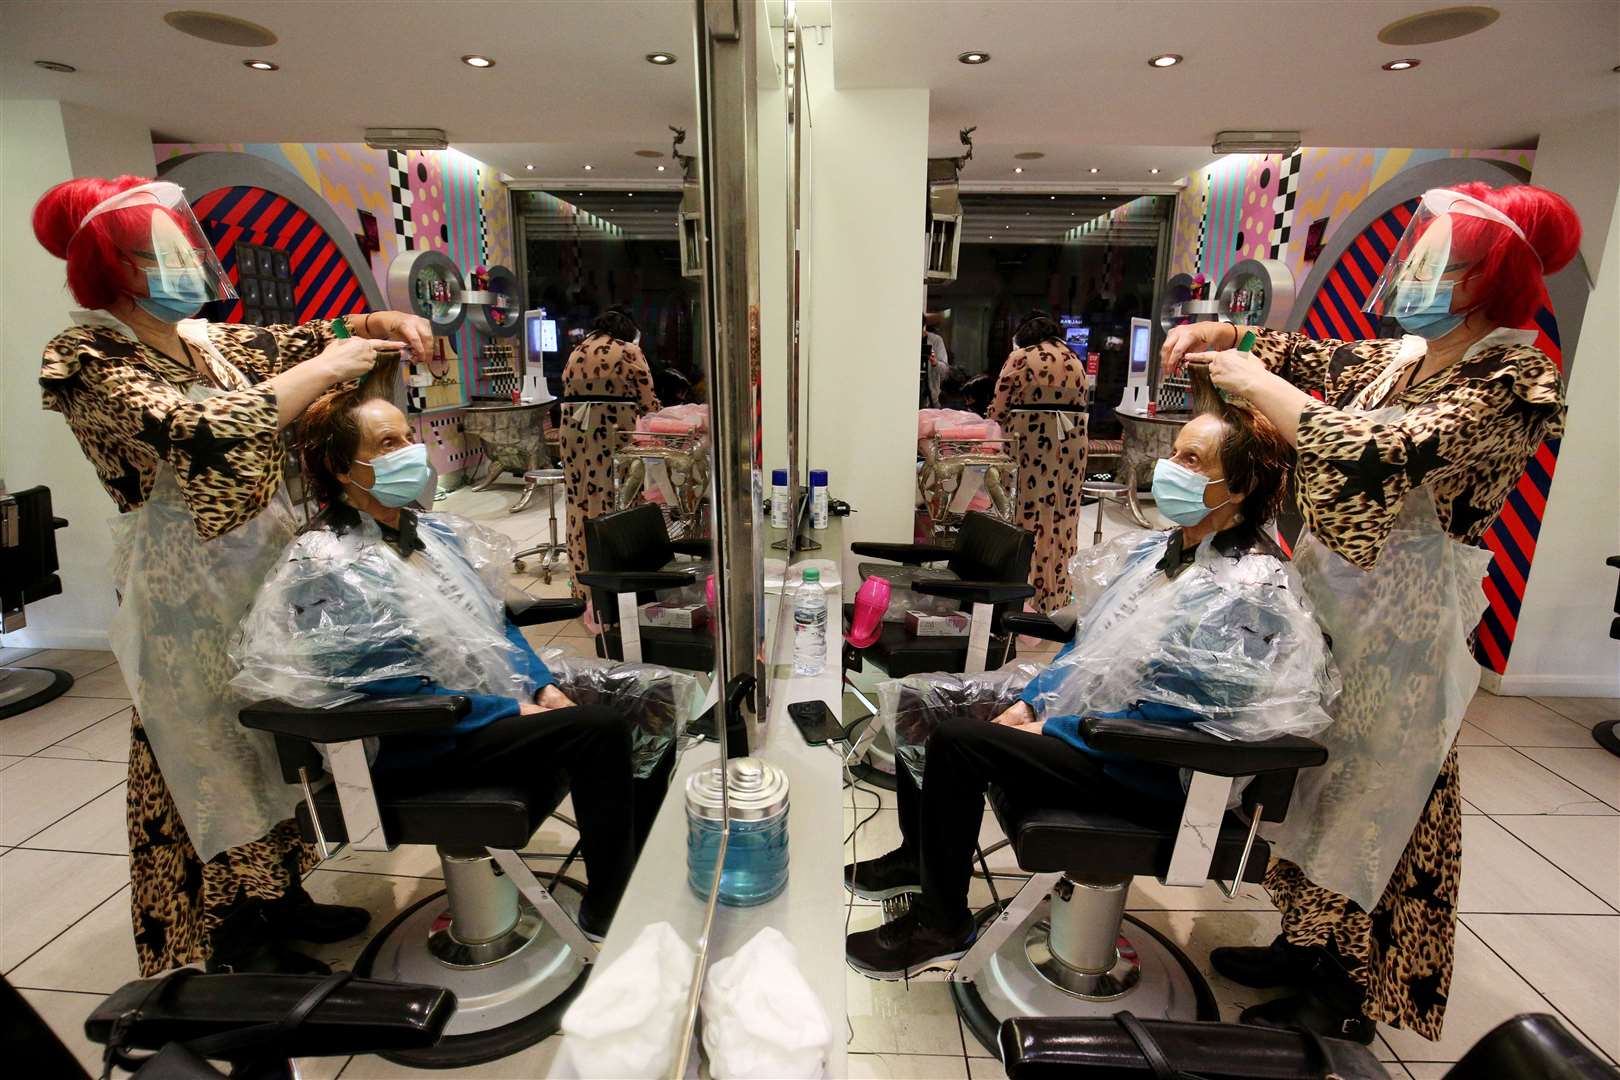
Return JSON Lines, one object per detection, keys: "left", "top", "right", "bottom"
{"left": 686, "top": 757, "right": 790, "bottom": 906}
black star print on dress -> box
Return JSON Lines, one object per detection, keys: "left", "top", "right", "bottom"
{"left": 1447, "top": 486, "right": 1495, "bottom": 537}
{"left": 1325, "top": 440, "right": 1403, "bottom": 509}
{"left": 1401, "top": 433, "right": 1451, "bottom": 487}
{"left": 105, "top": 459, "right": 148, "bottom": 509}
{"left": 173, "top": 415, "right": 249, "bottom": 482}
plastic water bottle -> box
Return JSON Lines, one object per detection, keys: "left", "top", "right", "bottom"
{"left": 793, "top": 567, "right": 828, "bottom": 675}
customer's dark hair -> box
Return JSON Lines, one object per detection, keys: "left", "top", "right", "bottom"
{"left": 296, "top": 353, "right": 401, "bottom": 508}
{"left": 590, "top": 306, "right": 639, "bottom": 343}
{"left": 1012, "top": 309, "right": 1064, "bottom": 349}
{"left": 1212, "top": 415, "right": 1292, "bottom": 546}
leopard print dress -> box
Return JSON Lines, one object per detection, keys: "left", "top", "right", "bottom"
{"left": 1247, "top": 326, "right": 1565, "bottom": 1039}
{"left": 987, "top": 341, "right": 1089, "bottom": 612}
{"left": 558, "top": 333, "right": 660, "bottom": 602}
{"left": 41, "top": 317, "right": 332, "bottom": 975}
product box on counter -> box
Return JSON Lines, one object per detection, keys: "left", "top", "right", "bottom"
{"left": 638, "top": 601, "right": 708, "bottom": 631}
{"left": 905, "top": 609, "right": 971, "bottom": 637}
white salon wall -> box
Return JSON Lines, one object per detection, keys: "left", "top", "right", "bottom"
{"left": 800, "top": 34, "right": 929, "bottom": 581}
{"left": 1500, "top": 108, "right": 1620, "bottom": 696}
{"left": 1, "top": 100, "right": 154, "bottom": 650}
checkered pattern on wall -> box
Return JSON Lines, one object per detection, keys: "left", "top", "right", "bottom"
{"left": 387, "top": 150, "right": 415, "bottom": 251}
{"left": 1267, "top": 151, "right": 1304, "bottom": 260}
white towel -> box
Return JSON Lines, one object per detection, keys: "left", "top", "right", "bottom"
{"left": 701, "top": 927, "right": 832, "bottom": 1079}
{"left": 554, "top": 922, "right": 695, "bottom": 1079}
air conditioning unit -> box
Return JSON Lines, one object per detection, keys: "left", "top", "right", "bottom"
{"left": 925, "top": 127, "right": 975, "bottom": 285}
{"left": 364, "top": 127, "right": 449, "bottom": 152}
{"left": 1212, "top": 130, "right": 1302, "bottom": 155}
{"left": 671, "top": 128, "right": 704, "bottom": 280}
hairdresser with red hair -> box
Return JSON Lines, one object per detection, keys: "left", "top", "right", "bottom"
{"left": 1162, "top": 183, "right": 1579, "bottom": 1044}
{"left": 32, "top": 175, "right": 429, "bottom": 976}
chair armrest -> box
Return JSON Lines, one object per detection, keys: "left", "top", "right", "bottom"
{"left": 1002, "top": 612, "right": 1073, "bottom": 642}
{"left": 670, "top": 539, "right": 713, "bottom": 558}
{"left": 52, "top": 516, "right": 69, "bottom": 530}
{"left": 240, "top": 696, "right": 471, "bottom": 743}
{"left": 849, "top": 541, "right": 956, "bottom": 564}
{"left": 506, "top": 597, "right": 586, "bottom": 626}
{"left": 912, "top": 579, "right": 1036, "bottom": 606}
{"left": 1079, "top": 715, "right": 1327, "bottom": 776}
{"left": 577, "top": 570, "right": 695, "bottom": 593}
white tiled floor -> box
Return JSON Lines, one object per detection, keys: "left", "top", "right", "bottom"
{"left": 4, "top": 483, "right": 1616, "bottom": 1076}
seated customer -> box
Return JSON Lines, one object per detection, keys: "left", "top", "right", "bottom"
{"left": 231, "top": 389, "right": 638, "bottom": 939}
{"left": 845, "top": 404, "right": 1337, "bottom": 978}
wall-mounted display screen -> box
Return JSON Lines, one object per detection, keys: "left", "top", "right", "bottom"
{"left": 1059, "top": 315, "right": 1090, "bottom": 358}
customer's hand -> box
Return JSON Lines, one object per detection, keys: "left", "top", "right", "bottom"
{"left": 317, "top": 337, "right": 404, "bottom": 384}
{"left": 536, "top": 684, "right": 576, "bottom": 712}
{"left": 1161, "top": 322, "right": 1239, "bottom": 377}
{"left": 991, "top": 702, "right": 1037, "bottom": 729}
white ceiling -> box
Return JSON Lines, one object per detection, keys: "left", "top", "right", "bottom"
{"left": 3, "top": 0, "right": 1615, "bottom": 190}
{"left": 0, "top": 0, "right": 699, "bottom": 183}
{"left": 835, "top": 0, "right": 1620, "bottom": 161}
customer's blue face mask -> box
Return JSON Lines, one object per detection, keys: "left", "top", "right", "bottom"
{"left": 1393, "top": 280, "right": 1465, "bottom": 340}
{"left": 356, "top": 443, "right": 431, "bottom": 508}
{"left": 134, "top": 266, "right": 211, "bottom": 323}
{"left": 1152, "top": 458, "right": 1229, "bottom": 527}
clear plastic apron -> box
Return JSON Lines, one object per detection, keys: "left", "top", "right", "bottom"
{"left": 1265, "top": 403, "right": 1493, "bottom": 911}
{"left": 107, "top": 376, "right": 302, "bottom": 862}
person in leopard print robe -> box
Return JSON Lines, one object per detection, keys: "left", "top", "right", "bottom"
{"left": 1167, "top": 182, "right": 1580, "bottom": 1042}
{"left": 987, "top": 312, "right": 1089, "bottom": 614}
{"left": 32, "top": 174, "right": 430, "bottom": 976}
{"left": 558, "top": 309, "right": 661, "bottom": 604}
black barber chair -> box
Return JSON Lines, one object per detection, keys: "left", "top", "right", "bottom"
{"left": 998, "top": 1011, "right": 1619, "bottom": 1080}
{"left": 842, "top": 511, "right": 1035, "bottom": 787}
{"left": 950, "top": 712, "right": 1328, "bottom": 1055}
{"left": 239, "top": 596, "right": 595, "bottom": 1068}
{"left": 580, "top": 503, "right": 715, "bottom": 671}
{"left": 82, "top": 971, "right": 453, "bottom": 1079}
{"left": 0, "top": 486, "right": 74, "bottom": 719}
{"left": 1593, "top": 555, "right": 1619, "bottom": 757}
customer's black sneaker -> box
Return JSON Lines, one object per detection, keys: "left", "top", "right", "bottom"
{"left": 1211, "top": 934, "right": 1308, "bottom": 989}
{"left": 1240, "top": 991, "right": 1376, "bottom": 1045}
{"left": 845, "top": 908, "right": 975, "bottom": 980}
{"left": 844, "top": 847, "right": 921, "bottom": 901}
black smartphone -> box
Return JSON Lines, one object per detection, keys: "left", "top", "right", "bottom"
{"left": 788, "top": 699, "right": 841, "bottom": 745}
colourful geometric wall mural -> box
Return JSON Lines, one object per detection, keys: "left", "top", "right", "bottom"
{"left": 155, "top": 141, "right": 518, "bottom": 483}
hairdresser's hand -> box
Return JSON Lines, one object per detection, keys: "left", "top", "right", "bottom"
{"left": 317, "top": 337, "right": 405, "bottom": 385}
{"left": 366, "top": 310, "right": 434, "bottom": 361}
{"left": 1161, "top": 322, "right": 1239, "bottom": 376}
{"left": 535, "top": 684, "right": 576, "bottom": 712}
{"left": 1184, "top": 347, "right": 1269, "bottom": 397}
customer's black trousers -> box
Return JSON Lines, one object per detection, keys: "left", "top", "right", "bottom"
{"left": 899, "top": 718, "right": 1149, "bottom": 931}
{"left": 389, "top": 704, "right": 643, "bottom": 924}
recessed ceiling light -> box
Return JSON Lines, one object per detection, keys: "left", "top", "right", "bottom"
{"left": 1049, "top": 195, "right": 1056, "bottom": 200}
{"left": 163, "top": 10, "right": 277, "bottom": 47}
{"left": 243, "top": 59, "right": 277, "bottom": 71}
{"left": 627, "top": 192, "right": 634, "bottom": 197}
{"left": 1088, "top": 167, "right": 1099, "bottom": 174}
{"left": 461, "top": 54, "right": 495, "bottom": 68}
{"left": 583, "top": 164, "right": 594, "bottom": 171}
{"left": 1382, "top": 58, "right": 1420, "bottom": 71}
{"left": 1004, "top": 225, "right": 1010, "bottom": 229}
{"left": 958, "top": 51, "right": 991, "bottom": 65}
{"left": 645, "top": 52, "right": 677, "bottom": 65}
{"left": 1149, "top": 167, "right": 1161, "bottom": 174}
{"left": 33, "top": 59, "right": 76, "bottom": 72}
{"left": 525, "top": 163, "right": 535, "bottom": 171}
{"left": 1148, "top": 53, "right": 1183, "bottom": 68}
{"left": 1014, "top": 166, "right": 1024, "bottom": 174}
{"left": 656, "top": 164, "right": 667, "bottom": 172}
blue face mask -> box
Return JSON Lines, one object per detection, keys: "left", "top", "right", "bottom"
{"left": 1152, "top": 458, "right": 1229, "bottom": 527}
{"left": 356, "top": 443, "right": 431, "bottom": 508}
{"left": 1393, "top": 280, "right": 1465, "bottom": 340}
{"left": 135, "top": 266, "right": 211, "bottom": 323}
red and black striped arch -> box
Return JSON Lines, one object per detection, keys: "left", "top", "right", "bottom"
{"left": 1297, "top": 198, "right": 1564, "bottom": 673}
{"left": 191, "top": 186, "right": 371, "bottom": 324}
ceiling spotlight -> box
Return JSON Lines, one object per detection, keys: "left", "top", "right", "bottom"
{"left": 656, "top": 164, "right": 666, "bottom": 171}
{"left": 461, "top": 54, "right": 495, "bottom": 68}
{"left": 1148, "top": 53, "right": 1183, "bottom": 68}
{"left": 583, "top": 164, "right": 594, "bottom": 171}
{"left": 1382, "top": 58, "right": 1420, "bottom": 70}
{"left": 958, "top": 51, "right": 991, "bottom": 65}
{"left": 33, "top": 59, "right": 76, "bottom": 72}
{"left": 525, "top": 163, "right": 535, "bottom": 171}
{"left": 1014, "top": 166, "right": 1024, "bottom": 174}
{"left": 1004, "top": 225, "right": 1010, "bottom": 230}
{"left": 1088, "top": 167, "right": 1099, "bottom": 174}
{"left": 1049, "top": 195, "right": 1056, "bottom": 200}
{"left": 645, "top": 52, "right": 677, "bottom": 65}
{"left": 243, "top": 59, "right": 278, "bottom": 71}
{"left": 627, "top": 192, "right": 634, "bottom": 197}
{"left": 1149, "top": 167, "right": 1161, "bottom": 174}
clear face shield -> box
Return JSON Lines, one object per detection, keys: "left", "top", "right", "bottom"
{"left": 78, "top": 181, "right": 236, "bottom": 309}
{"left": 1362, "top": 189, "right": 1536, "bottom": 332}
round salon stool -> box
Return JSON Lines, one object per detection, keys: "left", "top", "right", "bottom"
{"left": 1080, "top": 481, "right": 1130, "bottom": 545}
{"left": 511, "top": 469, "right": 567, "bottom": 583}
